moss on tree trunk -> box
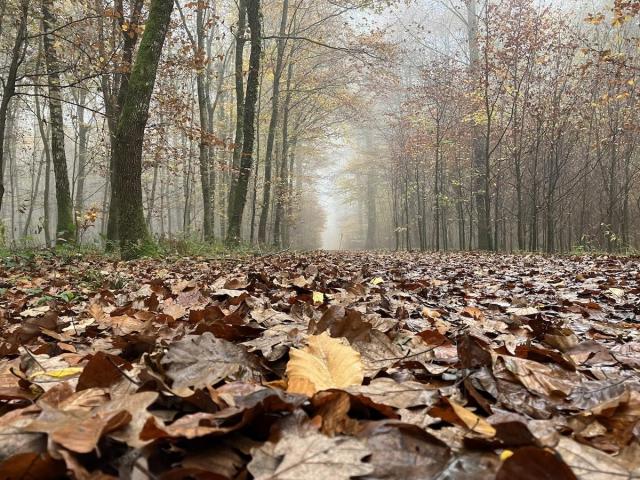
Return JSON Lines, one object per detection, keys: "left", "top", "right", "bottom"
{"left": 111, "top": 0, "right": 174, "bottom": 259}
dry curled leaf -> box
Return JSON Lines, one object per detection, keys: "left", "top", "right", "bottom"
{"left": 286, "top": 332, "right": 364, "bottom": 396}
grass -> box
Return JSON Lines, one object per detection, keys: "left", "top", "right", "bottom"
{"left": 0, "top": 234, "right": 274, "bottom": 267}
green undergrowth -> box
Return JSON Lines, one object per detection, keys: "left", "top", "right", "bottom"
{"left": 0, "top": 236, "right": 275, "bottom": 267}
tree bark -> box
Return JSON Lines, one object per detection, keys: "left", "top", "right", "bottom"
{"left": 110, "top": 0, "right": 174, "bottom": 258}
{"left": 102, "top": 0, "right": 145, "bottom": 247}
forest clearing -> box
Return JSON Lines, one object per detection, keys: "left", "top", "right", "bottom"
{"left": 0, "top": 250, "right": 639, "bottom": 478}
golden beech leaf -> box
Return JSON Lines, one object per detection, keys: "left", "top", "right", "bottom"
{"left": 286, "top": 333, "right": 364, "bottom": 396}
{"left": 448, "top": 399, "right": 496, "bottom": 437}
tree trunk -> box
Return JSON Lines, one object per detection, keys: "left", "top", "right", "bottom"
{"left": 193, "top": 4, "right": 213, "bottom": 240}
{"left": 228, "top": 0, "right": 247, "bottom": 221}
{"left": 42, "top": 0, "right": 76, "bottom": 243}
{"left": 227, "top": 0, "right": 261, "bottom": 244}
{"left": 466, "top": 0, "right": 491, "bottom": 250}
{"left": 111, "top": 0, "right": 174, "bottom": 258}
{"left": 250, "top": 68, "right": 264, "bottom": 244}
{"left": 258, "top": 0, "right": 289, "bottom": 245}
{"left": 283, "top": 136, "right": 296, "bottom": 247}
{"left": 74, "top": 90, "right": 89, "bottom": 221}
{"left": 273, "top": 61, "right": 294, "bottom": 247}
{"left": 101, "top": 0, "right": 145, "bottom": 248}
{"left": 146, "top": 160, "right": 159, "bottom": 228}
{"left": 0, "top": 0, "right": 28, "bottom": 214}
{"left": 24, "top": 149, "right": 45, "bottom": 238}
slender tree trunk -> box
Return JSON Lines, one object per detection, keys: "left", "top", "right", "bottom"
{"left": 42, "top": 0, "right": 76, "bottom": 243}
{"left": 273, "top": 61, "right": 294, "bottom": 247}
{"left": 193, "top": 5, "right": 213, "bottom": 240}
{"left": 434, "top": 122, "right": 441, "bottom": 251}
{"left": 258, "top": 0, "right": 289, "bottom": 245}
{"left": 466, "top": 0, "right": 491, "bottom": 250}
{"left": 24, "top": 115, "right": 43, "bottom": 238}
{"left": 74, "top": 90, "right": 89, "bottom": 220}
{"left": 0, "top": 0, "right": 28, "bottom": 214}
{"left": 227, "top": 0, "right": 261, "bottom": 244}
{"left": 283, "top": 137, "right": 296, "bottom": 247}
{"left": 111, "top": 0, "right": 174, "bottom": 258}
{"left": 250, "top": 68, "right": 264, "bottom": 244}
{"left": 228, "top": 0, "right": 247, "bottom": 221}
{"left": 7, "top": 114, "right": 17, "bottom": 242}
{"left": 146, "top": 160, "right": 159, "bottom": 228}
{"left": 43, "top": 138, "right": 52, "bottom": 245}
{"left": 24, "top": 149, "right": 45, "bottom": 238}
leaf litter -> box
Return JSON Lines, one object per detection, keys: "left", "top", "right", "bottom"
{"left": 0, "top": 251, "right": 639, "bottom": 478}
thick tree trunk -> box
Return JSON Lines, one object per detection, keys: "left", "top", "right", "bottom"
{"left": 258, "top": 0, "right": 289, "bottom": 244}
{"left": 227, "top": 0, "right": 261, "bottom": 244}
{"left": 110, "top": 0, "right": 174, "bottom": 258}
{"left": 42, "top": 0, "right": 76, "bottom": 243}
{"left": 101, "top": 0, "right": 144, "bottom": 248}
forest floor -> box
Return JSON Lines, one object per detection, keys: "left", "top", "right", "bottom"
{"left": 0, "top": 250, "right": 639, "bottom": 479}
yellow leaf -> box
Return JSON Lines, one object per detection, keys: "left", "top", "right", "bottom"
{"left": 448, "top": 399, "right": 496, "bottom": 437}
{"left": 312, "top": 291, "right": 324, "bottom": 304}
{"left": 29, "top": 367, "right": 84, "bottom": 382}
{"left": 370, "top": 277, "right": 384, "bottom": 286}
{"left": 500, "top": 450, "right": 514, "bottom": 461}
{"left": 286, "top": 332, "right": 364, "bottom": 396}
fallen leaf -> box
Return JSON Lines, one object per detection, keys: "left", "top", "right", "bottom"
{"left": 248, "top": 428, "right": 373, "bottom": 479}
{"left": 286, "top": 332, "right": 364, "bottom": 396}
{"left": 162, "top": 332, "right": 259, "bottom": 395}
{"left": 496, "top": 446, "right": 576, "bottom": 480}
{"left": 447, "top": 398, "right": 496, "bottom": 437}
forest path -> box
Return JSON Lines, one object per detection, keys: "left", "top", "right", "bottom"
{"left": 1, "top": 250, "right": 639, "bottom": 477}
